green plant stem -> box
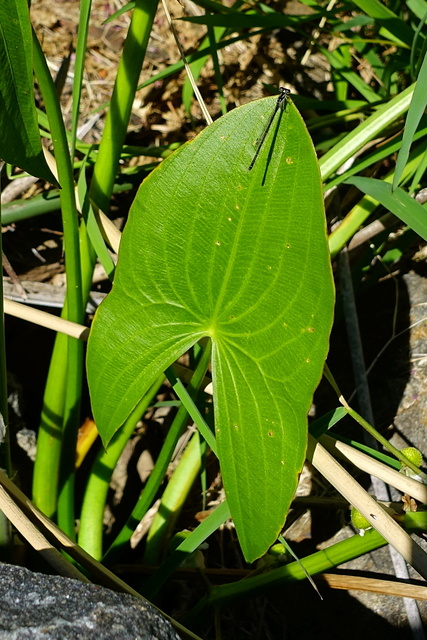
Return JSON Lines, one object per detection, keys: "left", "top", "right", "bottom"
{"left": 31, "top": 30, "right": 83, "bottom": 332}
{"left": 32, "top": 32, "right": 84, "bottom": 536}
{"left": 56, "top": 347, "right": 84, "bottom": 539}
{"left": 324, "top": 366, "right": 427, "bottom": 481}
{"left": 70, "top": 0, "right": 92, "bottom": 159}
{"left": 32, "top": 332, "right": 67, "bottom": 518}
{"left": 142, "top": 500, "right": 231, "bottom": 599}
{"left": 78, "top": 375, "right": 164, "bottom": 560}
{"left": 165, "top": 367, "right": 217, "bottom": 455}
{"left": 1, "top": 180, "right": 141, "bottom": 225}
{"left": 346, "top": 406, "right": 427, "bottom": 481}
{"left": 143, "top": 430, "right": 202, "bottom": 566}
{"left": 89, "top": 0, "right": 159, "bottom": 212}
{"left": 32, "top": 0, "right": 159, "bottom": 526}
{"left": 103, "top": 340, "right": 212, "bottom": 564}
{"left": 182, "top": 26, "right": 226, "bottom": 117}
{"left": 185, "top": 511, "right": 427, "bottom": 623}
{"left": 32, "top": 223, "right": 95, "bottom": 520}
{"left": 207, "top": 25, "right": 227, "bottom": 116}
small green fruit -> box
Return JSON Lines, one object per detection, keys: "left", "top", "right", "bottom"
{"left": 400, "top": 447, "right": 423, "bottom": 468}
{"left": 399, "top": 447, "right": 425, "bottom": 482}
{"left": 350, "top": 507, "right": 371, "bottom": 533}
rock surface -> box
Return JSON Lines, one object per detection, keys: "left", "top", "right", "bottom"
{"left": 284, "top": 270, "right": 427, "bottom": 638}
{"left": 0, "top": 562, "right": 180, "bottom": 640}
{"left": 324, "top": 270, "right": 427, "bottom": 634}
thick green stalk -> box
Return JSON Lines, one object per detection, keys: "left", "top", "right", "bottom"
{"left": 78, "top": 375, "right": 164, "bottom": 560}
{"left": 79, "top": 4, "right": 161, "bottom": 523}
{"left": 143, "top": 430, "right": 202, "bottom": 565}
{"left": 346, "top": 407, "right": 427, "bottom": 481}
{"left": 32, "top": 332, "right": 67, "bottom": 518}
{"left": 89, "top": 0, "right": 159, "bottom": 212}
{"left": 32, "top": 219, "right": 96, "bottom": 520}
{"left": 70, "top": 0, "right": 93, "bottom": 159}
{"left": 186, "top": 511, "right": 427, "bottom": 621}
{"left": 103, "top": 341, "right": 212, "bottom": 564}
{"left": 32, "top": 0, "right": 158, "bottom": 525}
{"left": 32, "top": 32, "right": 83, "bottom": 533}
{"left": 31, "top": 32, "right": 83, "bottom": 335}
{"left": 142, "top": 500, "right": 231, "bottom": 598}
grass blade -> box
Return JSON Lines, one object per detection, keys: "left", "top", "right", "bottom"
{"left": 345, "top": 176, "right": 427, "bottom": 241}
{"left": 393, "top": 51, "right": 427, "bottom": 190}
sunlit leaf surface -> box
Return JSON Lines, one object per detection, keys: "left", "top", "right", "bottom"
{"left": 87, "top": 94, "right": 334, "bottom": 561}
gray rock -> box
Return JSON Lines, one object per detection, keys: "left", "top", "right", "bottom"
{"left": 0, "top": 562, "right": 181, "bottom": 640}
{"left": 335, "top": 270, "right": 427, "bottom": 631}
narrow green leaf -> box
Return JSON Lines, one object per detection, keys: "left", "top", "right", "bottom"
{"left": 309, "top": 407, "right": 347, "bottom": 439}
{"left": 350, "top": 0, "right": 413, "bottom": 47}
{"left": 186, "top": 0, "right": 236, "bottom": 13}
{"left": 345, "top": 176, "right": 427, "bottom": 241}
{"left": 334, "top": 15, "right": 373, "bottom": 31}
{"left": 182, "top": 26, "right": 227, "bottom": 116}
{"left": 319, "top": 84, "right": 414, "bottom": 181}
{"left": 407, "top": 0, "right": 427, "bottom": 21}
{"left": 143, "top": 500, "right": 231, "bottom": 598}
{"left": 103, "top": 1, "right": 135, "bottom": 24}
{"left": 87, "top": 95, "right": 334, "bottom": 561}
{"left": 133, "top": 29, "right": 273, "bottom": 94}
{"left": 77, "top": 161, "right": 116, "bottom": 280}
{"left": 328, "top": 434, "right": 401, "bottom": 470}
{"left": 393, "top": 51, "right": 427, "bottom": 190}
{"left": 409, "top": 5, "right": 427, "bottom": 80}
{"left": 70, "top": 0, "right": 93, "bottom": 159}
{"left": 181, "top": 10, "right": 322, "bottom": 29}
{"left": 326, "top": 116, "right": 427, "bottom": 191}
{"left": 0, "top": 0, "right": 57, "bottom": 185}
{"left": 319, "top": 46, "right": 380, "bottom": 104}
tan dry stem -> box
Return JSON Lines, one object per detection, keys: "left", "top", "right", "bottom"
{"left": 307, "top": 435, "right": 427, "bottom": 580}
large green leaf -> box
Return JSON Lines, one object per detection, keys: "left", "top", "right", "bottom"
{"left": 0, "top": 0, "right": 57, "bottom": 184}
{"left": 87, "top": 94, "right": 334, "bottom": 561}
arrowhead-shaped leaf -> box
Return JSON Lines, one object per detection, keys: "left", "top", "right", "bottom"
{"left": 0, "top": 0, "right": 58, "bottom": 185}
{"left": 87, "top": 95, "right": 334, "bottom": 561}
